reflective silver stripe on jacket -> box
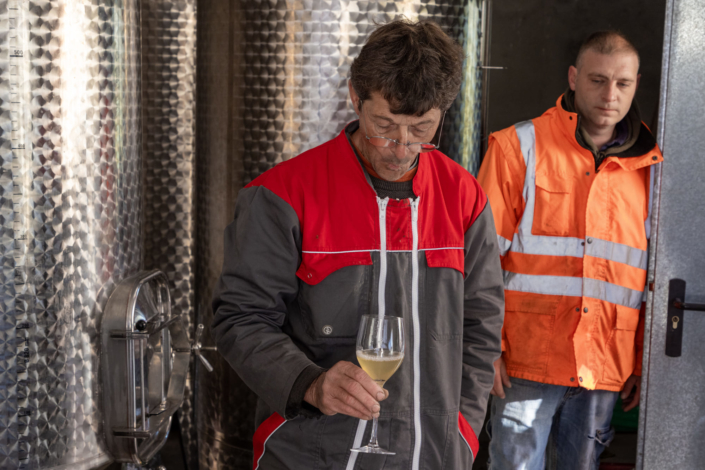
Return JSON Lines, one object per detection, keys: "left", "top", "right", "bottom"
{"left": 504, "top": 272, "right": 583, "bottom": 297}
{"left": 497, "top": 235, "right": 512, "bottom": 256}
{"left": 504, "top": 272, "right": 643, "bottom": 309}
{"left": 503, "top": 120, "right": 647, "bottom": 308}
{"left": 584, "top": 237, "right": 647, "bottom": 270}
{"left": 583, "top": 278, "right": 644, "bottom": 309}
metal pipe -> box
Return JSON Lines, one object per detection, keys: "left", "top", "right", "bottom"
{"left": 480, "top": 0, "right": 494, "bottom": 160}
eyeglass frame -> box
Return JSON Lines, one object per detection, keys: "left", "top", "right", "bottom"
{"left": 360, "top": 101, "right": 446, "bottom": 153}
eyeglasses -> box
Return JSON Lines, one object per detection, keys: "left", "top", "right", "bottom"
{"left": 361, "top": 105, "right": 445, "bottom": 154}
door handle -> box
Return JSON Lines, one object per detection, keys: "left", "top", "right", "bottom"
{"left": 666, "top": 278, "right": 705, "bottom": 357}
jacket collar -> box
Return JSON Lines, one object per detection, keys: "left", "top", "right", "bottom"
{"left": 554, "top": 94, "right": 663, "bottom": 171}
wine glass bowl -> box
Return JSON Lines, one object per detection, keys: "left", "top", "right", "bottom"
{"left": 351, "top": 314, "right": 405, "bottom": 455}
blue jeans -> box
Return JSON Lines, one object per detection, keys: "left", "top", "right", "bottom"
{"left": 487, "top": 378, "right": 619, "bottom": 470}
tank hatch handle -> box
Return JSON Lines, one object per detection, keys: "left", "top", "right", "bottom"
{"left": 666, "top": 278, "right": 705, "bottom": 357}
{"left": 101, "top": 269, "right": 213, "bottom": 465}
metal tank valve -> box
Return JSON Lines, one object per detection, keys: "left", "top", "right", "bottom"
{"left": 191, "top": 324, "right": 216, "bottom": 373}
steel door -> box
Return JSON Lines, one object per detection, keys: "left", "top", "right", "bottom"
{"left": 637, "top": 0, "right": 705, "bottom": 468}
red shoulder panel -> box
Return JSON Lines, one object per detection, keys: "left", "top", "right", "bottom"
{"left": 415, "top": 151, "right": 488, "bottom": 275}
{"left": 247, "top": 129, "right": 378, "bottom": 285}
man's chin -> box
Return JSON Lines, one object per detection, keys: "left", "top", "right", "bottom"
{"left": 378, "top": 173, "right": 405, "bottom": 182}
{"left": 588, "top": 115, "right": 621, "bottom": 129}
{"left": 375, "top": 166, "right": 410, "bottom": 182}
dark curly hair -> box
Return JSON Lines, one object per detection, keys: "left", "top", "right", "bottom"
{"left": 350, "top": 20, "right": 464, "bottom": 116}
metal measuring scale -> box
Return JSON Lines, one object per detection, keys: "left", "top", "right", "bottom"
{"left": 0, "top": 0, "right": 146, "bottom": 467}
{"left": 4, "top": 0, "right": 41, "bottom": 465}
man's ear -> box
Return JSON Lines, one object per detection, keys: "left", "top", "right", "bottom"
{"left": 636, "top": 73, "right": 641, "bottom": 91}
{"left": 348, "top": 80, "right": 361, "bottom": 116}
{"left": 568, "top": 65, "right": 578, "bottom": 91}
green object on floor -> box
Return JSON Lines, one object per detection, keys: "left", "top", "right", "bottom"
{"left": 610, "top": 397, "right": 639, "bottom": 432}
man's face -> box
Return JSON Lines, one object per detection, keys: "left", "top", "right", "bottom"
{"left": 568, "top": 49, "right": 640, "bottom": 131}
{"left": 348, "top": 83, "right": 442, "bottom": 182}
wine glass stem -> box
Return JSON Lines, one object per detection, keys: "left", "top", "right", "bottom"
{"left": 369, "top": 416, "right": 380, "bottom": 448}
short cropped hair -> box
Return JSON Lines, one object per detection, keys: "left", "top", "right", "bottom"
{"left": 576, "top": 31, "right": 640, "bottom": 69}
{"left": 350, "top": 20, "right": 464, "bottom": 116}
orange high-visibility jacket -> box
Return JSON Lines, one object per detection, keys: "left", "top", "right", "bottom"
{"left": 478, "top": 95, "right": 663, "bottom": 391}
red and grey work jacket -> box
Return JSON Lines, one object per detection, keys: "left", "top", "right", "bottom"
{"left": 212, "top": 124, "right": 504, "bottom": 470}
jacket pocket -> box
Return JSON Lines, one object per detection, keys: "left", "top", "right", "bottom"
{"left": 297, "top": 254, "right": 372, "bottom": 340}
{"left": 421, "top": 412, "right": 452, "bottom": 469}
{"left": 503, "top": 295, "right": 559, "bottom": 374}
{"left": 532, "top": 172, "right": 574, "bottom": 237}
{"left": 439, "top": 412, "right": 475, "bottom": 469}
{"left": 602, "top": 305, "right": 639, "bottom": 384}
{"left": 297, "top": 251, "right": 372, "bottom": 286}
{"left": 425, "top": 248, "right": 464, "bottom": 276}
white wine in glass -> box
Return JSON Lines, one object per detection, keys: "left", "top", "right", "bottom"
{"left": 356, "top": 349, "right": 404, "bottom": 386}
{"left": 351, "top": 314, "right": 405, "bottom": 455}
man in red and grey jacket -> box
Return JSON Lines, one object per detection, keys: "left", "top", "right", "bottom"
{"left": 212, "top": 20, "right": 504, "bottom": 469}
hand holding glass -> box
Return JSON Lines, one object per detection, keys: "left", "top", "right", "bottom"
{"left": 350, "top": 314, "right": 405, "bottom": 455}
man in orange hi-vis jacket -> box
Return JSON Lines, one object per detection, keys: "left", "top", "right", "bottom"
{"left": 477, "top": 31, "right": 663, "bottom": 469}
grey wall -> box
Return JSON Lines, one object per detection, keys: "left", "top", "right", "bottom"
{"left": 486, "top": 0, "right": 667, "bottom": 138}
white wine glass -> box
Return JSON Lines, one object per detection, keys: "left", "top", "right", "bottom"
{"left": 350, "top": 314, "right": 405, "bottom": 455}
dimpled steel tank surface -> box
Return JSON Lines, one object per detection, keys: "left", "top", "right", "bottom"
{"left": 196, "top": 1, "right": 484, "bottom": 468}
{"left": 140, "top": 0, "right": 198, "bottom": 468}
{"left": 0, "top": 0, "right": 142, "bottom": 468}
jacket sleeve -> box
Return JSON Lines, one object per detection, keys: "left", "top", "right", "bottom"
{"left": 476, "top": 132, "right": 526, "bottom": 351}
{"left": 211, "top": 185, "right": 323, "bottom": 418}
{"left": 459, "top": 201, "right": 505, "bottom": 441}
{"left": 476, "top": 133, "right": 526, "bottom": 254}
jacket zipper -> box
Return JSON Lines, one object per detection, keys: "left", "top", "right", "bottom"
{"left": 377, "top": 197, "right": 389, "bottom": 320}
{"left": 410, "top": 197, "right": 422, "bottom": 470}
{"left": 345, "top": 197, "right": 389, "bottom": 470}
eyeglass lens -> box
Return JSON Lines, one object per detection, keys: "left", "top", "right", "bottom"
{"left": 362, "top": 105, "right": 445, "bottom": 152}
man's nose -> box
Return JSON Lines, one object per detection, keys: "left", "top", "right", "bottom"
{"left": 393, "top": 128, "right": 410, "bottom": 159}
{"left": 604, "top": 82, "right": 618, "bottom": 102}
{"left": 393, "top": 141, "right": 408, "bottom": 160}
